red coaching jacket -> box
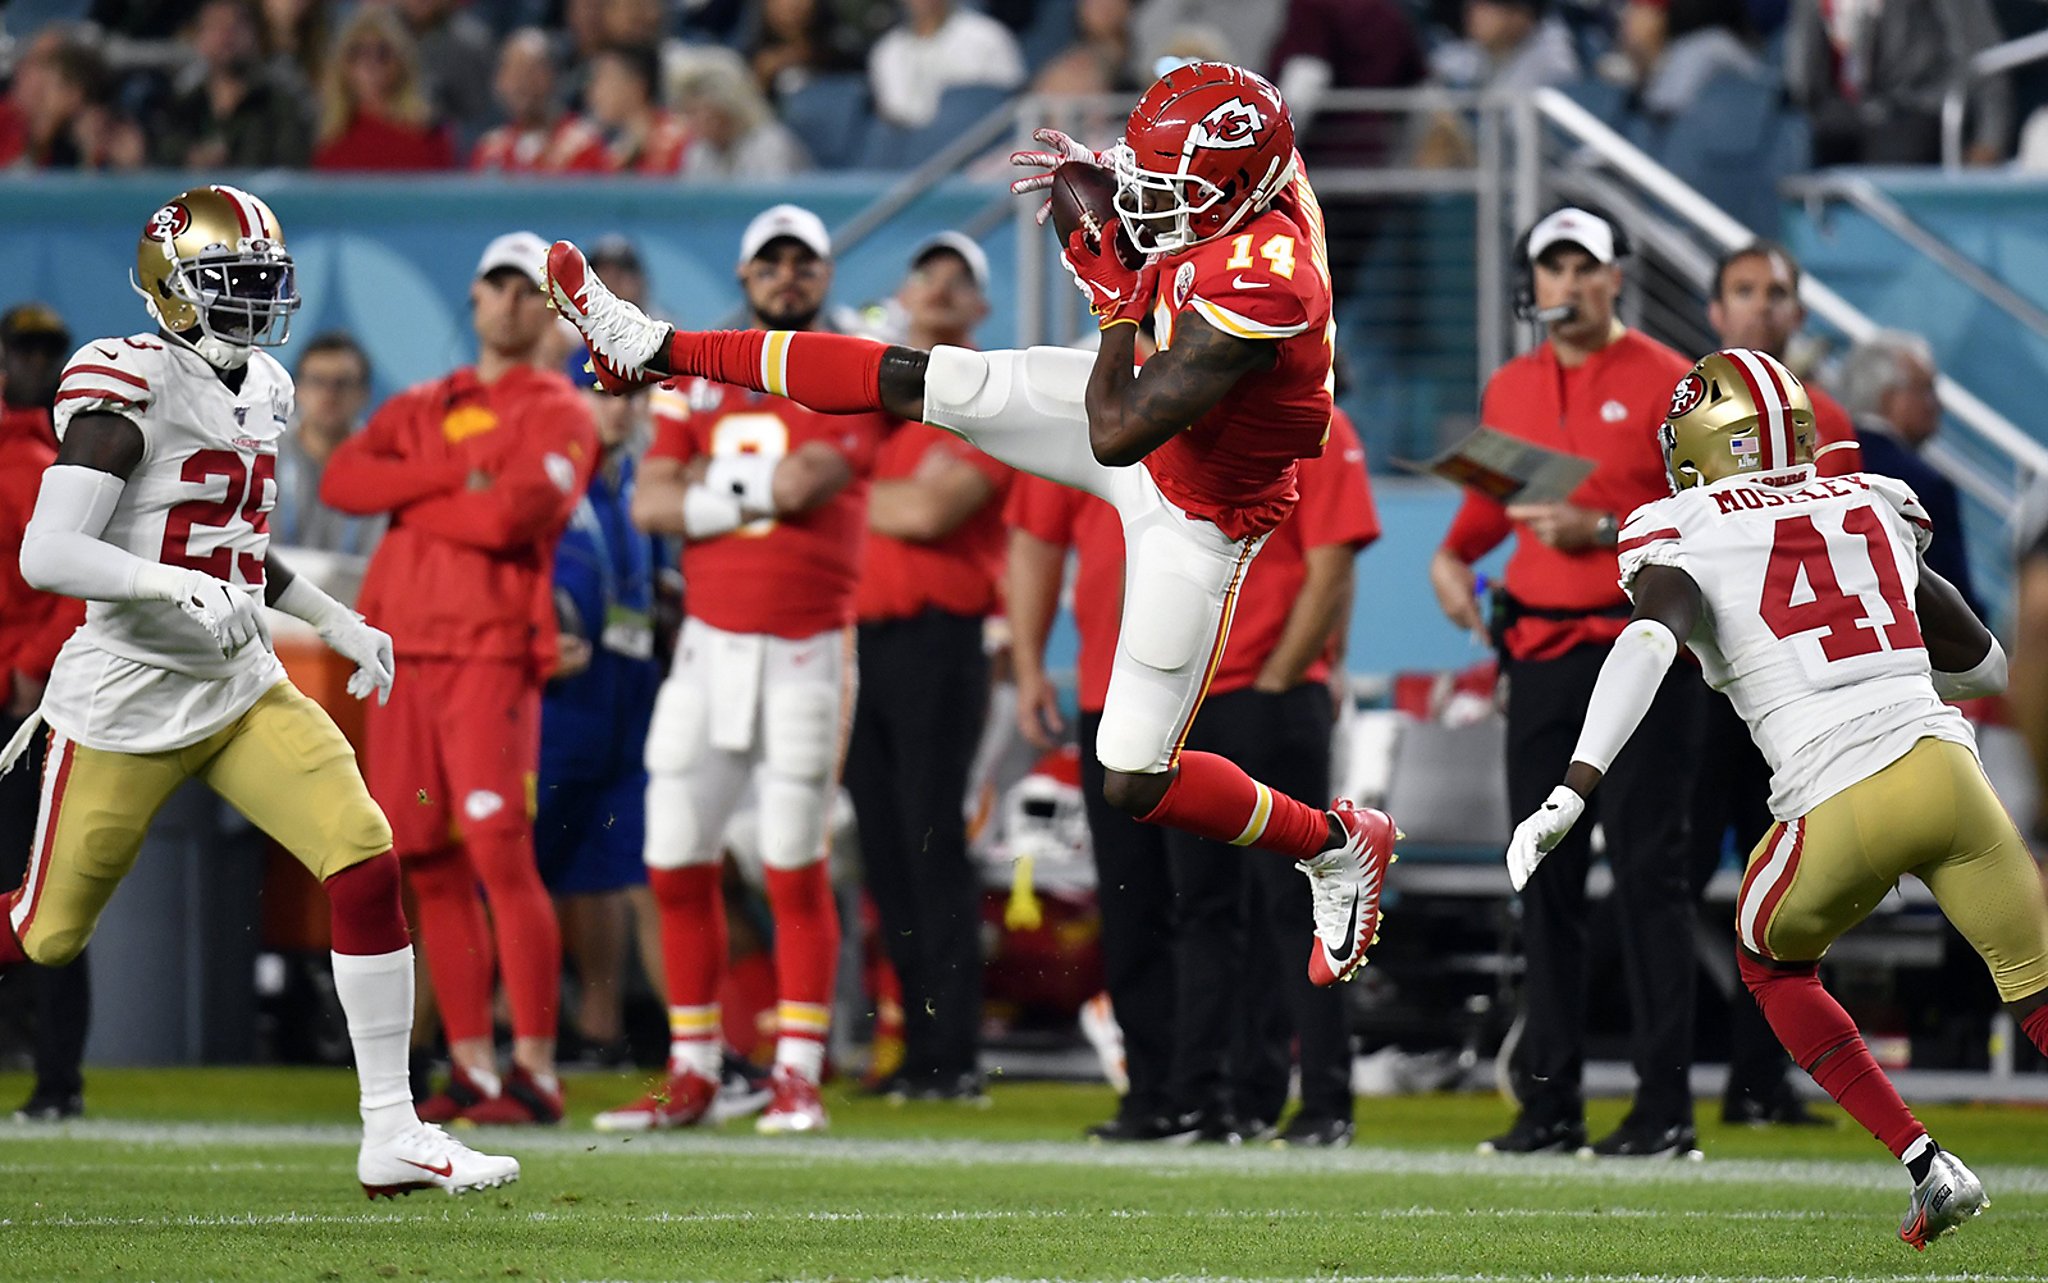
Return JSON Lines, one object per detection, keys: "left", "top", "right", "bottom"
{"left": 0, "top": 405, "right": 84, "bottom": 691}
{"left": 1443, "top": 328, "right": 1692, "bottom": 661}
{"left": 322, "top": 365, "right": 597, "bottom": 675}
{"left": 857, "top": 422, "right": 1014, "bottom": 623}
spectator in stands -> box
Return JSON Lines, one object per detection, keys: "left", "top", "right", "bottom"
{"left": 537, "top": 365, "right": 663, "bottom": 1070}
{"left": 0, "top": 302, "right": 89, "bottom": 1124}
{"left": 560, "top": 44, "right": 692, "bottom": 174}
{"left": 1269, "top": 0, "right": 1426, "bottom": 165}
{"left": 154, "top": 0, "right": 313, "bottom": 170}
{"left": 1031, "top": 0, "right": 1142, "bottom": 97}
{"left": 1839, "top": 330, "right": 1981, "bottom": 615}
{"left": 677, "top": 53, "right": 811, "bottom": 178}
{"left": 1705, "top": 243, "right": 1859, "bottom": 475}
{"left": 322, "top": 232, "right": 598, "bottom": 1125}
{"left": 1429, "top": 206, "right": 1706, "bottom": 1159}
{"left": 847, "top": 235, "right": 1012, "bottom": 1103}
{"left": 1601, "top": 0, "right": 1761, "bottom": 119}
{"left": 393, "top": 0, "right": 497, "bottom": 143}
{"left": 750, "top": 0, "right": 866, "bottom": 101}
{"left": 1784, "top": 0, "right": 2009, "bottom": 165}
{"left": 471, "top": 28, "right": 587, "bottom": 172}
{"left": 1160, "top": 407, "right": 1378, "bottom": 1147}
{"left": 2, "top": 32, "right": 145, "bottom": 170}
{"left": 1128, "top": 0, "right": 1284, "bottom": 85}
{"left": 275, "top": 333, "right": 384, "bottom": 557}
{"left": 313, "top": 6, "right": 457, "bottom": 170}
{"left": 1428, "top": 0, "right": 1580, "bottom": 95}
{"left": 259, "top": 0, "right": 332, "bottom": 91}
{"left": 868, "top": 0, "right": 1025, "bottom": 130}
{"left": 90, "top": 0, "right": 201, "bottom": 38}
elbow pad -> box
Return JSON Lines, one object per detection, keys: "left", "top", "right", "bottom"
{"left": 1569, "top": 619, "right": 1680, "bottom": 775}
{"left": 1933, "top": 637, "right": 2007, "bottom": 701}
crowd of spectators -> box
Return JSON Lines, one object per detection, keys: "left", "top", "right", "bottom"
{"left": 0, "top": 0, "right": 2038, "bottom": 176}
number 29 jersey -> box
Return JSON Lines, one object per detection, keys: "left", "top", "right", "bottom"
{"left": 43, "top": 334, "right": 289, "bottom": 753}
{"left": 1617, "top": 469, "right": 1973, "bottom": 821}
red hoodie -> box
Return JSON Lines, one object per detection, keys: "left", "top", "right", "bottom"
{"left": 322, "top": 365, "right": 596, "bottom": 675}
{"left": 0, "top": 405, "right": 85, "bottom": 691}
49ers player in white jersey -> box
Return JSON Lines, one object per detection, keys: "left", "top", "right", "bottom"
{"left": 548, "top": 62, "right": 1398, "bottom": 988}
{"left": 1508, "top": 348, "right": 2048, "bottom": 1248}
{"left": 4, "top": 185, "right": 515, "bottom": 1196}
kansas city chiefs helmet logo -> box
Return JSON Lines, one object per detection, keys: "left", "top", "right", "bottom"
{"left": 1668, "top": 372, "right": 1707, "bottom": 418}
{"left": 1191, "top": 98, "right": 1267, "bottom": 149}
{"left": 146, "top": 203, "right": 191, "bottom": 241}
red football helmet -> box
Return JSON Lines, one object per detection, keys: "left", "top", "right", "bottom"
{"left": 1108, "top": 61, "right": 1297, "bottom": 256}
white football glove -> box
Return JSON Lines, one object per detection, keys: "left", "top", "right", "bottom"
{"left": 1506, "top": 785, "right": 1585, "bottom": 893}
{"left": 320, "top": 613, "right": 396, "bottom": 705}
{"left": 167, "top": 570, "right": 269, "bottom": 656}
{"left": 1009, "top": 128, "right": 1109, "bottom": 225}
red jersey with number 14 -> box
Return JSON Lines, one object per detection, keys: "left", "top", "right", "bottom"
{"left": 1616, "top": 468, "right": 1972, "bottom": 820}
{"left": 1143, "top": 165, "right": 1335, "bottom": 541}
{"left": 649, "top": 378, "right": 890, "bottom": 639}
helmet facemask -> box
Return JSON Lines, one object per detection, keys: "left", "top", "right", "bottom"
{"left": 1106, "top": 142, "right": 1284, "bottom": 256}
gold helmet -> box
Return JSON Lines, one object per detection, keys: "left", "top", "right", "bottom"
{"left": 1659, "top": 347, "right": 1816, "bottom": 492}
{"left": 131, "top": 185, "right": 298, "bottom": 364}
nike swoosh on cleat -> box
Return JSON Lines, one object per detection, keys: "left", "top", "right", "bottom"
{"left": 1324, "top": 889, "right": 1362, "bottom": 966}
{"left": 401, "top": 1158, "right": 455, "bottom": 1178}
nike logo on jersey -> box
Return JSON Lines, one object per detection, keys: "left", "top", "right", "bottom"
{"left": 402, "top": 1158, "right": 455, "bottom": 1178}
{"left": 1231, "top": 276, "right": 1270, "bottom": 290}
{"left": 95, "top": 345, "right": 119, "bottom": 360}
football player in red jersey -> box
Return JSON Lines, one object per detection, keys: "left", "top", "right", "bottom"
{"left": 547, "top": 62, "right": 1396, "bottom": 986}
{"left": 589, "top": 205, "right": 890, "bottom": 1136}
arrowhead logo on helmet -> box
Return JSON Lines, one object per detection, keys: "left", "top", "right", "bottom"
{"left": 1191, "top": 98, "right": 1267, "bottom": 149}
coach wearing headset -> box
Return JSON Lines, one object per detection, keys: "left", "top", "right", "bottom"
{"left": 1429, "top": 206, "right": 1707, "bottom": 1160}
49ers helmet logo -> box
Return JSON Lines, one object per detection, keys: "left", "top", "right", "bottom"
{"left": 1191, "top": 98, "right": 1266, "bottom": 149}
{"left": 1668, "top": 371, "right": 1707, "bottom": 418}
{"left": 146, "top": 203, "right": 191, "bottom": 242}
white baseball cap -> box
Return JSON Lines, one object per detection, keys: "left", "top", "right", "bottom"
{"left": 909, "top": 231, "right": 990, "bottom": 294}
{"left": 475, "top": 231, "right": 550, "bottom": 287}
{"left": 1526, "top": 207, "right": 1618, "bottom": 264}
{"left": 739, "top": 204, "right": 831, "bottom": 265}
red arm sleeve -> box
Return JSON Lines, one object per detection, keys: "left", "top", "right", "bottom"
{"left": 320, "top": 391, "right": 469, "bottom": 514}
{"left": 401, "top": 392, "right": 599, "bottom": 551}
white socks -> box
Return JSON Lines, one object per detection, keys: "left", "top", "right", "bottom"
{"left": 331, "top": 946, "right": 419, "bottom": 1140}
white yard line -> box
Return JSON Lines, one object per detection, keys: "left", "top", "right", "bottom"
{"left": 5, "top": 1122, "right": 2046, "bottom": 1197}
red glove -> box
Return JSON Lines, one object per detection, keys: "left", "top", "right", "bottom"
{"left": 1062, "top": 223, "right": 1153, "bottom": 329}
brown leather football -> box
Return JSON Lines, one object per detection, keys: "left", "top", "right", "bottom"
{"left": 1049, "top": 162, "right": 1144, "bottom": 270}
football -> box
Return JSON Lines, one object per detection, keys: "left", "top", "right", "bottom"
{"left": 1049, "top": 162, "right": 1144, "bottom": 271}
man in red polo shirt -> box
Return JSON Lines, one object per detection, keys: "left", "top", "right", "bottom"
{"left": 1429, "top": 205, "right": 1705, "bottom": 1160}
{"left": 848, "top": 233, "right": 1012, "bottom": 1103}
{"left": 1011, "top": 407, "right": 1376, "bottom": 1142}
{"left": 322, "top": 231, "right": 599, "bottom": 1125}
{"left": 592, "top": 206, "right": 892, "bottom": 1137}
{"left": 0, "top": 303, "right": 89, "bottom": 1122}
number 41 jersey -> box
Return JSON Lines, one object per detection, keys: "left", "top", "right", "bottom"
{"left": 1617, "top": 469, "right": 1974, "bottom": 821}
{"left": 43, "top": 334, "right": 289, "bottom": 753}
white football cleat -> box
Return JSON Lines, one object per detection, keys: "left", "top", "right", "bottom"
{"left": 1300, "top": 801, "right": 1398, "bottom": 986}
{"left": 544, "top": 239, "right": 669, "bottom": 393}
{"left": 358, "top": 1120, "right": 520, "bottom": 1198}
{"left": 755, "top": 1065, "right": 828, "bottom": 1135}
{"left": 1899, "top": 1149, "right": 1989, "bottom": 1250}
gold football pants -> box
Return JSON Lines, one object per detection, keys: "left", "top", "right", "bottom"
{"left": 1737, "top": 736, "right": 2048, "bottom": 1003}
{"left": 8, "top": 681, "right": 392, "bottom": 965}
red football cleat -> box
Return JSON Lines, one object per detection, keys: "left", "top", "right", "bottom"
{"left": 1300, "top": 800, "right": 1399, "bottom": 986}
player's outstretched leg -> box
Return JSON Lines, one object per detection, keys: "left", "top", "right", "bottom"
{"left": 324, "top": 855, "right": 520, "bottom": 1197}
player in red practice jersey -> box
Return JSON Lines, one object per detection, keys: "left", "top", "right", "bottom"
{"left": 548, "top": 62, "right": 1396, "bottom": 986}
{"left": 589, "top": 206, "right": 890, "bottom": 1137}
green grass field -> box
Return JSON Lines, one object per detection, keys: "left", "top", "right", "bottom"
{"left": 2, "top": 1068, "right": 2046, "bottom": 1282}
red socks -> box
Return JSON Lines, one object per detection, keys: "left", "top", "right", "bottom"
{"left": 2024, "top": 1003, "right": 2048, "bottom": 1057}
{"left": 465, "top": 830, "right": 560, "bottom": 1041}
{"left": 665, "top": 330, "right": 887, "bottom": 413}
{"left": 1740, "top": 952, "right": 1925, "bottom": 1158}
{"left": 405, "top": 850, "right": 494, "bottom": 1045}
{"left": 1138, "top": 752, "right": 1331, "bottom": 860}
{"left": 0, "top": 904, "right": 24, "bottom": 969}
{"left": 649, "top": 864, "right": 726, "bottom": 1008}
{"left": 764, "top": 863, "right": 840, "bottom": 1011}
{"left": 324, "top": 853, "right": 411, "bottom": 956}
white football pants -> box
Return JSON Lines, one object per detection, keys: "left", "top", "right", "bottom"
{"left": 643, "top": 618, "right": 854, "bottom": 871}
{"left": 923, "top": 345, "right": 1266, "bottom": 776}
